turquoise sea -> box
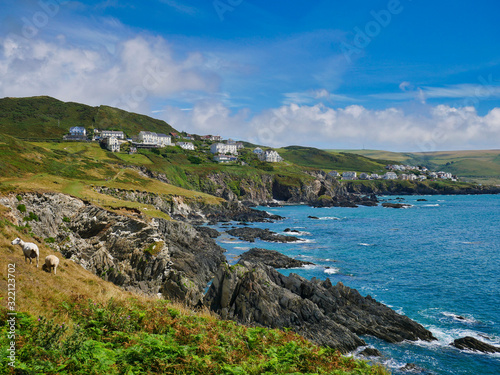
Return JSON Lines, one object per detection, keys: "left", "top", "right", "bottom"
{"left": 213, "top": 195, "right": 500, "bottom": 375}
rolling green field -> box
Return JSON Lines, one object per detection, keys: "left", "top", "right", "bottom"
{"left": 277, "top": 146, "right": 396, "bottom": 173}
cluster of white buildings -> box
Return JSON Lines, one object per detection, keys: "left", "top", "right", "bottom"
{"left": 386, "top": 164, "right": 428, "bottom": 172}
{"left": 253, "top": 148, "right": 283, "bottom": 163}
{"left": 333, "top": 169, "right": 455, "bottom": 182}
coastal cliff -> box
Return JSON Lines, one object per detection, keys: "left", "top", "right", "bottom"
{"left": 0, "top": 192, "right": 225, "bottom": 306}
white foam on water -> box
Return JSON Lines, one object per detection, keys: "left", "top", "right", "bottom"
{"left": 423, "top": 204, "right": 440, "bottom": 207}
{"left": 358, "top": 243, "right": 374, "bottom": 246}
{"left": 281, "top": 230, "right": 311, "bottom": 236}
{"left": 419, "top": 325, "right": 500, "bottom": 351}
{"left": 219, "top": 240, "right": 246, "bottom": 244}
{"left": 234, "top": 247, "right": 250, "bottom": 251}
{"left": 441, "top": 311, "right": 478, "bottom": 324}
{"left": 297, "top": 238, "right": 316, "bottom": 243}
{"left": 324, "top": 267, "right": 340, "bottom": 274}
{"left": 319, "top": 216, "right": 342, "bottom": 220}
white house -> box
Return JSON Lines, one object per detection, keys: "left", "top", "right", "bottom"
{"left": 359, "top": 173, "right": 370, "bottom": 180}
{"left": 437, "top": 171, "right": 452, "bottom": 179}
{"left": 383, "top": 172, "right": 398, "bottom": 180}
{"left": 102, "top": 136, "right": 120, "bottom": 152}
{"left": 260, "top": 150, "right": 283, "bottom": 163}
{"left": 101, "top": 130, "right": 125, "bottom": 139}
{"left": 408, "top": 174, "right": 418, "bottom": 181}
{"left": 138, "top": 131, "right": 159, "bottom": 145}
{"left": 327, "top": 170, "right": 340, "bottom": 178}
{"left": 253, "top": 147, "right": 263, "bottom": 155}
{"left": 157, "top": 133, "right": 172, "bottom": 147}
{"left": 371, "top": 174, "right": 381, "bottom": 180}
{"left": 178, "top": 142, "right": 195, "bottom": 150}
{"left": 69, "top": 126, "right": 86, "bottom": 136}
{"left": 210, "top": 143, "right": 238, "bottom": 155}
{"left": 342, "top": 171, "right": 357, "bottom": 180}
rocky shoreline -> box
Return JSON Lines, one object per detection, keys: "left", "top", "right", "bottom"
{"left": 204, "top": 259, "right": 436, "bottom": 353}
{"left": 0, "top": 190, "right": 474, "bottom": 359}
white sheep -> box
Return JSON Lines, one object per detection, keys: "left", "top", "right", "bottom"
{"left": 11, "top": 237, "right": 39, "bottom": 267}
{"left": 42, "top": 255, "right": 60, "bottom": 275}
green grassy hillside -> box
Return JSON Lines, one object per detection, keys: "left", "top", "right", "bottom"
{"left": 333, "top": 149, "right": 500, "bottom": 184}
{"left": 278, "top": 146, "right": 396, "bottom": 173}
{"left": 0, "top": 96, "right": 176, "bottom": 139}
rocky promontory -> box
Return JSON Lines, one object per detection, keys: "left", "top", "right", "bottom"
{"left": 205, "top": 261, "right": 436, "bottom": 353}
{"left": 451, "top": 337, "right": 500, "bottom": 353}
{"left": 226, "top": 227, "right": 302, "bottom": 243}
{"left": 238, "top": 248, "right": 314, "bottom": 269}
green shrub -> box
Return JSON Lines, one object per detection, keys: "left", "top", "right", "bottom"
{"left": 17, "top": 204, "right": 26, "bottom": 213}
{"left": 62, "top": 216, "right": 71, "bottom": 223}
{"left": 23, "top": 212, "right": 39, "bottom": 222}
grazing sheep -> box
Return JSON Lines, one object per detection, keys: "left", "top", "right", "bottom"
{"left": 42, "top": 255, "right": 60, "bottom": 275}
{"left": 11, "top": 237, "right": 39, "bottom": 267}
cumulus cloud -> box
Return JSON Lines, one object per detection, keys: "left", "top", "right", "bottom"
{"left": 162, "top": 101, "right": 500, "bottom": 152}
{"left": 0, "top": 34, "right": 220, "bottom": 113}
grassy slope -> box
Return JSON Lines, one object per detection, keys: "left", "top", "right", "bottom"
{"left": 0, "top": 96, "right": 176, "bottom": 139}
{"left": 0, "top": 202, "right": 386, "bottom": 375}
{"left": 332, "top": 149, "right": 500, "bottom": 184}
{"left": 278, "top": 146, "right": 395, "bottom": 173}
{"left": 0, "top": 134, "right": 222, "bottom": 221}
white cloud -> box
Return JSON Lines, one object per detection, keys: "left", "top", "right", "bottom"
{"left": 0, "top": 34, "right": 220, "bottom": 113}
{"left": 162, "top": 101, "right": 500, "bottom": 151}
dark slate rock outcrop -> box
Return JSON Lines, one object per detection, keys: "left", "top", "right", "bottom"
{"left": 0, "top": 192, "right": 225, "bottom": 307}
{"left": 205, "top": 261, "right": 436, "bottom": 353}
{"left": 451, "top": 336, "right": 500, "bottom": 353}
{"left": 382, "top": 202, "right": 411, "bottom": 209}
{"left": 239, "top": 248, "right": 314, "bottom": 269}
{"left": 195, "top": 226, "right": 221, "bottom": 238}
{"left": 226, "top": 227, "right": 301, "bottom": 243}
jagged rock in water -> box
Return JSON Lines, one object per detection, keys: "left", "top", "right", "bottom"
{"left": 205, "top": 261, "right": 436, "bottom": 353}
{"left": 205, "top": 261, "right": 365, "bottom": 353}
{"left": 239, "top": 248, "right": 314, "bottom": 269}
{"left": 382, "top": 202, "right": 411, "bottom": 209}
{"left": 226, "top": 227, "right": 301, "bottom": 243}
{"left": 451, "top": 336, "right": 500, "bottom": 353}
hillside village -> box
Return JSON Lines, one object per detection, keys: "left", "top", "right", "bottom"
{"left": 64, "top": 126, "right": 458, "bottom": 182}
{"left": 65, "top": 126, "right": 285, "bottom": 165}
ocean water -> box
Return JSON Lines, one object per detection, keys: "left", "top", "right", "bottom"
{"left": 213, "top": 195, "right": 500, "bottom": 375}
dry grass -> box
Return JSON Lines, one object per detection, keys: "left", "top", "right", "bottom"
{"left": 0, "top": 204, "right": 205, "bottom": 324}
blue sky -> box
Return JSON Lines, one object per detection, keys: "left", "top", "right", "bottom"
{"left": 1, "top": 0, "right": 500, "bottom": 151}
